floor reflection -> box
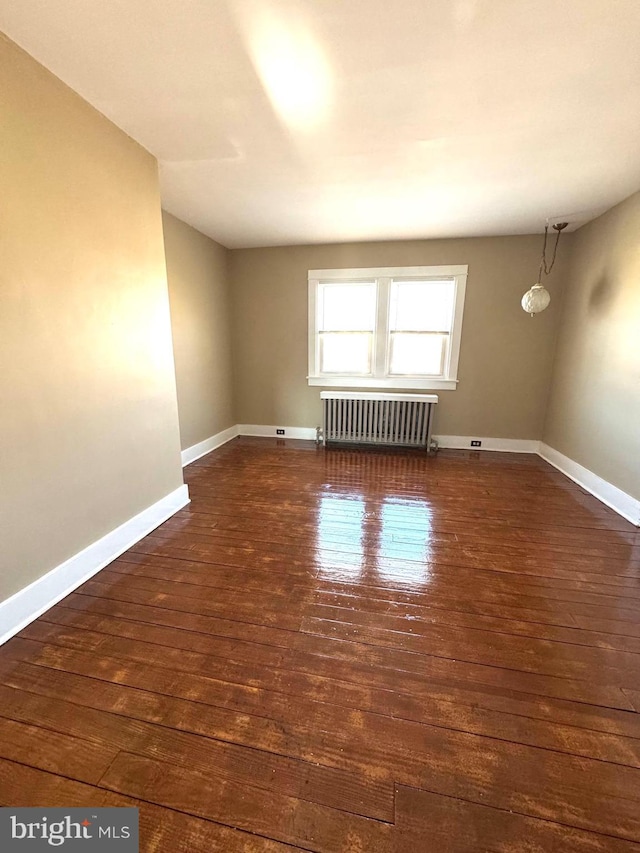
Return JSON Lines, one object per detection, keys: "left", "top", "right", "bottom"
{"left": 376, "top": 497, "right": 434, "bottom": 585}
{"left": 316, "top": 492, "right": 366, "bottom": 580}
{"left": 315, "top": 490, "right": 433, "bottom": 589}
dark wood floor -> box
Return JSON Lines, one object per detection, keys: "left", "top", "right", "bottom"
{"left": 2, "top": 438, "right": 640, "bottom": 851}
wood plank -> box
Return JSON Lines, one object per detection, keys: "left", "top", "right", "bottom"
{"left": 312, "top": 584, "right": 640, "bottom": 632}
{"left": 19, "top": 609, "right": 640, "bottom": 744}
{"left": 0, "top": 759, "right": 300, "bottom": 852}
{"left": 183, "top": 502, "right": 638, "bottom": 547}
{"left": 165, "top": 509, "right": 640, "bottom": 558}
{"left": 288, "top": 632, "right": 636, "bottom": 708}
{"left": 100, "top": 751, "right": 393, "bottom": 853}
{"left": 5, "top": 642, "right": 640, "bottom": 843}
{"left": 299, "top": 616, "right": 640, "bottom": 686}
{"left": 6, "top": 634, "right": 640, "bottom": 773}
{"left": 135, "top": 528, "right": 640, "bottom": 587}
{"left": 18, "top": 612, "right": 637, "bottom": 709}
{"left": 0, "top": 715, "right": 117, "bottom": 784}
{"left": 116, "top": 541, "right": 640, "bottom": 601}
{"left": 50, "top": 596, "right": 299, "bottom": 650}
{"left": 307, "top": 600, "right": 640, "bottom": 654}
{"left": 155, "top": 516, "right": 640, "bottom": 576}
{"left": 0, "top": 682, "right": 392, "bottom": 821}
{"left": 394, "top": 785, "right": 640, "bottom": 852}
{"left": 72, "top": 577, "right": 303, "bottom": 631}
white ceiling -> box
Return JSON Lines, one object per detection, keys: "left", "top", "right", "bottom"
{"left": 2, "top": 0, "right": 640, "bottom": 248}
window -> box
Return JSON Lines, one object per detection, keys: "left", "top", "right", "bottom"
{"left": 308, "top": 265, "right": 468, "bottom": 390}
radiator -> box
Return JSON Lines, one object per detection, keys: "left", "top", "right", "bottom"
{"left": 320, "top": 392, "right": 438, "bottom": 452}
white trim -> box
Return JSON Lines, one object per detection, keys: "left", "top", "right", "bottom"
{"left": 375, "top": 277, "right": 390, "bottom": 378}
{"left": 538, "top": 443, "right": 640, "bottom": 526}
{"left": 238, "top": 424, "right": 318, "bottom": 440}
{"left": 181, "top": 425, "right": 239, "bottom": 467}
{"left": 321, "top": 391, "right": 438, "bottom": 404}
{"left": 448, "top": 272, "right": 467, "bottom": 382}
{"left": 308, "top": 376, "right": 457, "bottom": 390}
{"left": 309, "top": 265, "right": 469, "bottom": 278}
{"left": 237, "top": 427, "right": 536, "bottom": 453}
{"left": 308, "top": 276, "right": 319, "bottom": 384}
{"left": 308, "top": 265, "right": 468, "bottom": 391}
{"left": 436, "top": 436, "right": 541, "bottom": 453}
{"left": 0, "top": 484, "right": 190, "bottom": 646}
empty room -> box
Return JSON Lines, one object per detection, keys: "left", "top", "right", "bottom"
{"left": 1, "top": 1, "right": 640, "bottom": 851}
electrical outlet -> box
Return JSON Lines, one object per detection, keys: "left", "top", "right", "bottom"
{"left": 276, "top": 429, "right": 285, "bottom": 435}
{"left": 470, "top": 440, "right": 482, "bottom": 447}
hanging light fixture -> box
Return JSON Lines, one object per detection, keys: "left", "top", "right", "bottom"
{"left": 521, "top": 221, "right": 568, "bottom": 316}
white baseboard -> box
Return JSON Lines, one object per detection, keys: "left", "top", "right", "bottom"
{"left": 181, "top": 425, "right": 239, "bottom": 467}
{"left": 236, "top": 426, "right": 540, "bottom": 452}
{"left": 436, "top": 435, "right": 541, "bottom": 453}
{"left": 238, "top": 424, "right": 318, "bottom": 440}
{"left": 183, "top": 426, "right": 638, "bottom": 527}
{"left": 538, "top": 443, "right": 640, "bottom": 526}
{"left": 0, "top": 483, "right": 190, "bottom": 646}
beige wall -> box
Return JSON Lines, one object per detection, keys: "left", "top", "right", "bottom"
{"left": 544, "top": 191, "right": 640, "bottom": 500}
{"left": 229, "top": 237, "right": 569, "bottom": 438}
{"left": 0, "top": 35, "right": 184, "bottom": 603}
{"left": 163, "top": 212, "right": 235, "bottom": 450}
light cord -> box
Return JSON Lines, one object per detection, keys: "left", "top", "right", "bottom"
{"left": 538, "top": 223, "right": 564, "bottom": 280}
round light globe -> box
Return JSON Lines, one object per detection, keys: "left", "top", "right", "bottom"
{"left": 521, "top": 283, "right": 551, "bottom": 316}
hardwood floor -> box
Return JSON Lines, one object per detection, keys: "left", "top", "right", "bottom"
{"left": 1, "top": 436, "right": 640, "bottom": 851}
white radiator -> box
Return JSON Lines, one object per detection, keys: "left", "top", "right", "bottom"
{"left": 320, "top": 392, "right": 438, "bottom": 452}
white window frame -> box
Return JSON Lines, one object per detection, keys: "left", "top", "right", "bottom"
{"left": 308, "top": 265, "right": 468, "bottom": 390}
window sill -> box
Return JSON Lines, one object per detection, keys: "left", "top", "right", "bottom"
{"left": 307, "top": 376, "right": 458, "bottom": 391}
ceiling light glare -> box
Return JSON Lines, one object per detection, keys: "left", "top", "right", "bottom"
{"left": 234, "top": 0, "right": 333, "bottom": 131}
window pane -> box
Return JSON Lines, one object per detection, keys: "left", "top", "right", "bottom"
{"left": 389, "top": 333, "right": 446, "bottom": 375}
{"left": 320, "top": 282, "right": 376, "bottom": 331}
{"left": 320, "top": 332, "right": 372, "bottom": 374}
{"left": 390, "top": 280, "right": 455, "bottom": 332}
